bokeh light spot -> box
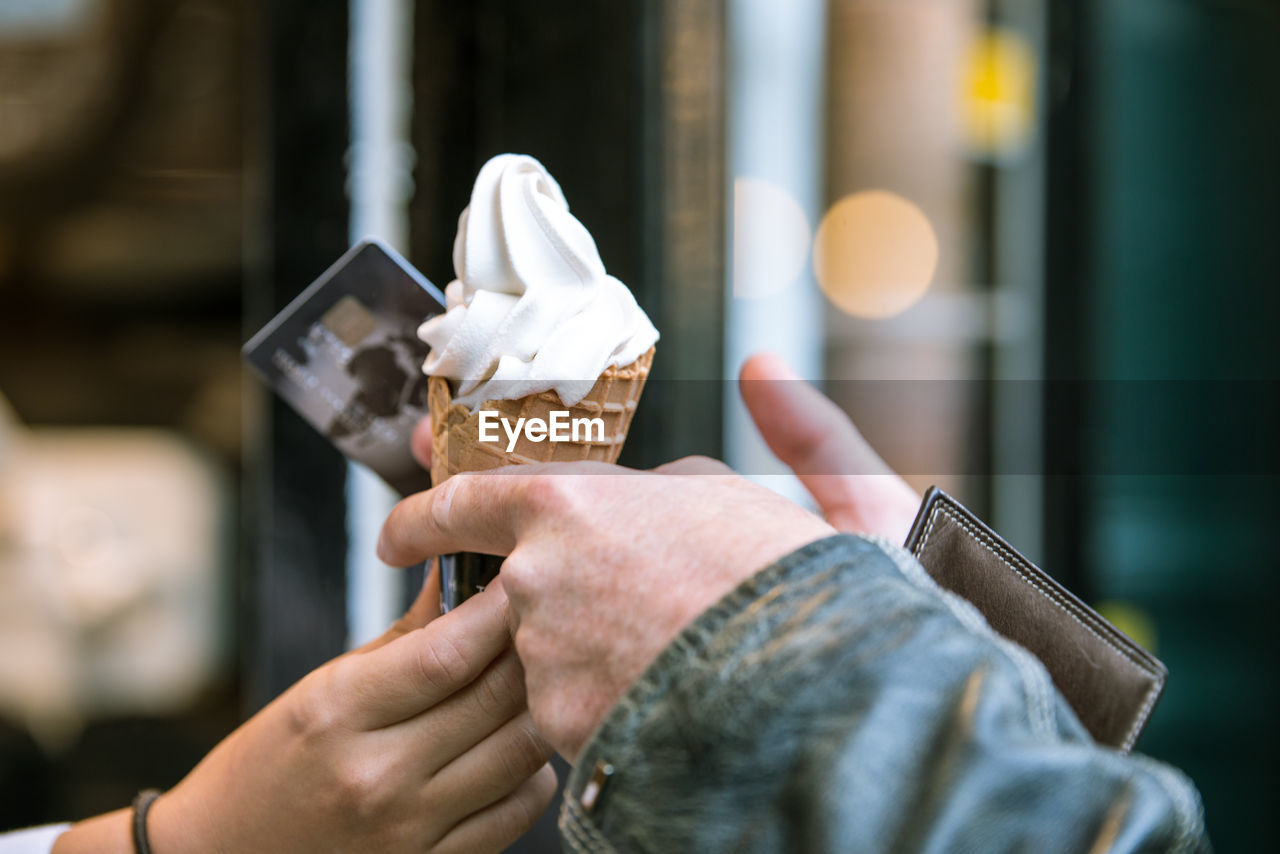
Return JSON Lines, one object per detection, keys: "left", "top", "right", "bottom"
{"left": 733, "top": 177, "right": 812, "bottom": 299}
{"left": 813, "top": 190, "right": 938, "bottom": 319}
{"left": 1095, "top": 601, "right": 1158, "bottom": 654}
{"left": 961, "top": 27, "right": 1037, "bottom": 160}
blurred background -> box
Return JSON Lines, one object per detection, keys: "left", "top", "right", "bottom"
{"left": 0, "top": 0, "right": 1276, "bottom": 850}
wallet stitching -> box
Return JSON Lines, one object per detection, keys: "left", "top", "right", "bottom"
{"left": 904, "top": 510, "right": 1055, "bottom": 738}
{"left": 1125, "top": 674, "right": 1163, "bottom": 753}
{"left": 873, "top": 535, "right": 1056, "bottom": 739}
{"left": 913, "top": 501, "right": 1162, "bottom": 751}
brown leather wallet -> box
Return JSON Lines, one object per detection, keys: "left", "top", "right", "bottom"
{"left": 904, "top": 487, "right": 1166, "bottom": 752}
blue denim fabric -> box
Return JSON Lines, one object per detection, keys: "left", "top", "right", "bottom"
{"left": 559, "top": 534, "right": 1209, "bottom": 853}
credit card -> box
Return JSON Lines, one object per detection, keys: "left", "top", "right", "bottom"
{"left": 242, "top": 239, "right": 445, "bottom": 496}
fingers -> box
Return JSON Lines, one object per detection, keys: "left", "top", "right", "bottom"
{"left": 429, "top": 763, "right": 558, "bottom": 854}
{"left": 739, "top": 353, "right": 920, "bottom": 537}
{"left": 404, "top": 649, "right": 531, "bottom": 771}
{"left": 336, "top": 583, "right": 514, "bottom": 729}
{"left": 377, "top": 471, "right": 526, "bottom": 567}
{"left": 739, "top": 352, "right": 894, "bottom": 478}
{"left": 412, "top": 414, "right": 434, "bottom": 470}
{"left": 426, "top": 710, "right": 554, "bottom": 816}
{"left": 377, "top": 462, "right": 623, "bottom": 567}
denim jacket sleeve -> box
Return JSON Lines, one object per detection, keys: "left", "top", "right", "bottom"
{"left": 558, "top": 534, "right": 1209, "bottom": 853}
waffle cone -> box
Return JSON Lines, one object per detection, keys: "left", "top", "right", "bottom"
{"left": 428, "top": 347, "right": 654, "bottom": 485}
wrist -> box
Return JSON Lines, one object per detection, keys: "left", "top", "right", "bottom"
{"left": 146, "top": 785, "right": 216, "bottom": 854}
{"left": 51, "top": 808, "right": 132, "bottom": 854}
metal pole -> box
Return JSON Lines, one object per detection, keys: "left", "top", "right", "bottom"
{"left": 345, "top": 0, "right": 416, "bottom": 647}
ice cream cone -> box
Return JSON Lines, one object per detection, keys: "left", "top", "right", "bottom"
{"left": 428, "top": 346, "right": 655, "bottom": 486}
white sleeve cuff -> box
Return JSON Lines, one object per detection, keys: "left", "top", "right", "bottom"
{"left": 0, "top": 823, "right": 71, "bottom": 854}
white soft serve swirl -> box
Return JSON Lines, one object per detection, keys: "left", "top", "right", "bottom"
{"left": 418, "top": 154, "right": 658, "bottom": 410}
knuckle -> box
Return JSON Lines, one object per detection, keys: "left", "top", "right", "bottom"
{"left": 498, "top": 773, "right": 553, "bottom": 842}
{"left": 505, "top": 796, "right": 539, "bottom": 839}
{"left": 522, "top": 474, "right": 583, "bottom": 519}
{"left": 287, "top": 668, "right": 344, "bottom": 740}
{"left": 332, "top": 756, "right": 394, "bottom": 819}
{"left": 770, "top": 409, "right": 841, "bottom": 467}
{"left": 488, "top": 802, "right": 527, "bottom": 845}
{"left": 781, "top": 425, "right": 826, "bottom": 464}
{"left": 685, "top": 454, "right": 735, "bottom": 474}
{"left": 497, "top": 547, "right": 537, "bottom": 598}
{"left": 682, "top": 453, "right": 717, "bottom": 467}
{"left": 472, "top": 654, "right": 525, "bottom": 719}
{"left": 500, "top": 717, "right": 553, "bottom": 781}
{"left": 415, "top": 630, "right": 471, "bottom": 697}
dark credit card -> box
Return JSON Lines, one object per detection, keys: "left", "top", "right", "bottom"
{"left": 242, "top": 239, "right": 446, "bottom": 495}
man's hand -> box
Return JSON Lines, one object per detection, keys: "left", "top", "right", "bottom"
{"left": 739, "top": 353, "right": 921, "bottom": 543}
{"left": 53, "top": 568, "right": 557, "bottom": 854}
{"left": 377, "top": 465, "right": 835, "bottom": 761}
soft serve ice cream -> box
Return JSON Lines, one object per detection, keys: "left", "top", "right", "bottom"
{"left": 418, "top": 154, "right": 658, "bottom": 409}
